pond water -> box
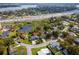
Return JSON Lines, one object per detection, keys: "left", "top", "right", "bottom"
{"left": 18, "top": 26, "right": 32, "bottom": 32}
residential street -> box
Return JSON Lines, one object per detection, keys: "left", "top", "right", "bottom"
{"left": 15, "top": 40, "right": 54, "bottom": 55}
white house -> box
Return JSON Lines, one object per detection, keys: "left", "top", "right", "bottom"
{"left": 37, "top": 48, "right": 51, "bottom": 55}
{"left": 68, "top": 32, "right": 77, "bottom": 37}
{"left": 74, "top": 38, "right": 79, "bottom": 44}
{"left": 62, "top": 21, "right": 69, "bottom": 26}
{"left": 32, "top": 41, "right": 36, "bottom": 45}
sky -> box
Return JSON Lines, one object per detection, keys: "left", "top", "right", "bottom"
{"left": 0, "top": 0, "right": 79, "bottom": 3}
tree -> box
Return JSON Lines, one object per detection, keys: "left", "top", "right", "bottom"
{"left": 52, "top": 30, "right": 60, "bottom": 38}
{"left": 61, "top": 32, "right": 68, "bottom": 38}
{"left": 69, "top": 22, "right": 74, "bottom": 27}
{"left": 0, "top": 39, "right": 5, "bottom": 55}
{"left": 68, "top": 46, "right": 79, "bottom": 55}
{"left": 43, "top": 24, "right": 51, "bottom": 32}
{"left": 0, "top": 45, "right": 5, "bottom": 55}
{"left": 49, "top": 17, "right": 55, "bottom": 23}
{"left": 60, "top": 41, "right": 71, "bottom": 49}
{"left": 65, "top": 35, "right": 74, "bottom": 45}
{"left": 3, "top": 38, "right": 14, "bottom": 55}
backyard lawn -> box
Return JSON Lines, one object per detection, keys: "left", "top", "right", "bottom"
{"left": 12, "top": 42, "right": 18, "bottom": 47}
{"left": 9, "top": 31, "right": 16, "bottom": 38}
{"left": 0, "top": 31, "right": 3, "bottom": 35}
{"left": 3, "top": 47, "right": 8, "bottom": 55}
{"left": 18, "top": 39, "right": 32, "bottom": 45}
{"left": 16, "top": 46, "right": 27, "bottom": 55}
{"left": 31, "top": 46, "right": 47, "bottom": 55}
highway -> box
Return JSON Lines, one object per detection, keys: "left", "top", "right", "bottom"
{"left": 0, "top": 10, "right": 79, "bottom": 23}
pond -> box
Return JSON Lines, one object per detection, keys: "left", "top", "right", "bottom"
{"left": 18, "top": 26, "right": 32, "bottom": 32}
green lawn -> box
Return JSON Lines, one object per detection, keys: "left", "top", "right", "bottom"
{"left": 55, "top": 51, "right": 64, "bottom": 55}
{"left": 8, "top": 31, "right": 16, "bottom": 38}
{"left": 0, "top": 31, "right": 3, "bottom": 35}
{"left": 16, "top": 46, "right": 27, "bottom": 55}
{"left": 19, "top": 39, "right": 32, "bottom": 45}
{"left": 47, "top": 45, "right": 58, "bottom": 54}
{"left": 3, "top": 47, "right": 8, "bottom": 55}
{"left": 31, "top": 46, "right": 47, "bottom": 55}
{"left": 19, "top": 22, "right": 32, "bottom": 26}
{"left": 12, "top": 42, "right": 18, "bottom": 47}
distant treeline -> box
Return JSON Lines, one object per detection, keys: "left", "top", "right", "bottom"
{"left": 0, "top": 5, "right": 77, "bottom": 18}
{"left": 0, "top": 4, "right": 20, "bottom": 8}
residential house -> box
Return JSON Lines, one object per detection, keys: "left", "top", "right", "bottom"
{"left": 1, "top": 31, "right": 9, "bottom": 38}
{"left": 31, "top": 35, "right": 39, "bottom": 41}
{"left": 50, "top": 41, "right": 62, "bottom": 50}
{"left": 69, "top": 26, "right": 79, "bottom": 33}
{"left": 74, "top": 38, "right": 79, "bottom": 44}
{"left": 63, "top": 49, "right": 69, "bottom": 55}
{"left": 37, "top": 48, "right": 51, "bottom": 55}
{"left": 31, "top": 35, "right": 39, "bottom": 45}
{"left": 62, "top": 21, "right": 69, "bottom": 26}
{"left": 68, "top": 32, "right": 77, "bottom": 37}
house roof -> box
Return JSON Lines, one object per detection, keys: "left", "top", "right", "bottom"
{"left": 69, "top": 32, "right": 77, "bottom": 36}
{"left": 37, "top": 48, "right": 51, "bottom": 55}
{"left": 63, "top": 21, "right": 69, "bottom": 25}
{"left": 50, "top": 40, "right": 63, "bottom": 50}
{"left": 74, "top": 38, "right": 79, "bottom": 43}
{"left": 1, "top": 31, "right": 9, "bottom": 38}
{"left": 31, "top": 35, "right": 39, "bottom": 40}
{"left": 51, "top": 41, "right": 60, "bottom": 47}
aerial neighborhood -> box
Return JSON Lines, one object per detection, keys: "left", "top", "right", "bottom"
{"left": 0, "top": 3, "right": 79, "bottom": 55}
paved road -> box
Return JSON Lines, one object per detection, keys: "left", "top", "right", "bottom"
{"left": 15, "top": 40, "right": 53, "bottom": 55}
{"left": 0, "top": 10, "right": 79, "bottom": 23}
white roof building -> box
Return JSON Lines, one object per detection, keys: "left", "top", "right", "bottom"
{"left": 32, "top": 41, "right": 36, "bottom": 45}
{"left": 74, "top": 38, "right": 79, "bottom": 44}
{"left": 74, "top": 25, "right": 79, "bottom": 29}
{"left": 69, "top": 32, "right": 77, "bottom": 37}
{"left": 37, "top": 48, "right": 51, "bottom": 55}
{"left": 62, "top": 21, "right": 69, "bottom": 26}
